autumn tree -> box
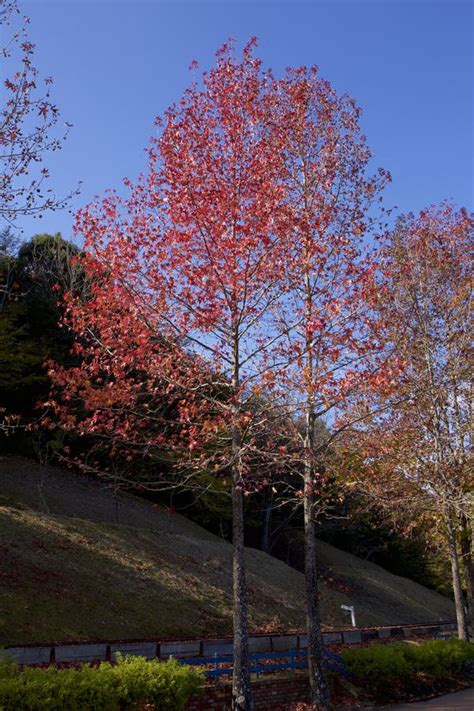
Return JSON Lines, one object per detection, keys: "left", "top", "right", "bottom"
{"left": 345, "top": 204, "right": 473, "bottom": 640}
{"left": 0, "top": 0, "right": 74, "bottom": 226}
{"left": 48, "top": 46, "right": 399, "bottom": 709}
{"left": 253, "top": 66, "right": 392, "bottom": 706}
{"left": 49, "top": 40, "right": 292, "bottom": 711}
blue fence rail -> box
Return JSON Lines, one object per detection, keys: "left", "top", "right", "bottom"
{"left": 177, "top": 648, "right": 348, "bottom": 680}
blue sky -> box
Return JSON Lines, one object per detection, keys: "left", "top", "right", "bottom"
{"left": 17, "top": 0, "right": 473, "bottom": 241}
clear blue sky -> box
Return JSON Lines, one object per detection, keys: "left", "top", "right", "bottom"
{"left": 18, "top": 0, "right": 473, "bottom": 241}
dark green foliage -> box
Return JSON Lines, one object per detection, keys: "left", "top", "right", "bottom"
{"left": 342, "top": 639, "right": 474, "bottom": 689}
{"left": 0, "top": 297, "right": 53, "bottom": 418}
{"left": 0, "top": 655, "right": 202, "bottom": 711}
{"left": 0, "top": 233, "right": 83, "bottom": 453}
{"left": 16, "top": 234, "right": 80, "bottom": 334}
{"left": 399, "top": 639, "right": 474, "bottom": 676}
{"left": 342, "top": 643, "right": 412, "bottom": 689}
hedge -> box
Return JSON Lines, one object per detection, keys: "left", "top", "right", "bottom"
{"left": 0, "top": 654, "right": 203, "bottom": 711}
{"left": 342, "top": 638, "right": 474, "bottom": 689}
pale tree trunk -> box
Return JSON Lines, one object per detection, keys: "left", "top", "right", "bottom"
{"left": 459, "top": 514, "right": 474, "bottom": 636}
{"left": 445, "top": 506, "right": 469, "bottom": 641}
{"left": 231, "top": 473, "right": 253, "bottom": 711}
{"left": 304, "top": 409, "right": 331, "bottom": 709}
{"left": 301, "top": 253, "right": 330, "bottom": 708}
{"left": 231, "top": 333, "right": 253, "bottom": 711}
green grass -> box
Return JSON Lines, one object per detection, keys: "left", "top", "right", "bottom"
{"left": 0, "top": 456, "right": 455, "bottom": 645}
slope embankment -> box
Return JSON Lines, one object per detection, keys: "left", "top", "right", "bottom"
{"left": 0, "top": 456, "right": 454, "bottom": 645}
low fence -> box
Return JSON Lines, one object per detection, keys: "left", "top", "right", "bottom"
{"left": 0, "top": 621, "right": 457, "bottom": 666}
{"left": 179, "top": 647, "right": 348, "bottom": 680}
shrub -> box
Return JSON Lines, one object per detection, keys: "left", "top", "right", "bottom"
{"left": 0, "top": 655, "right": 202, "bottom": 711}
{"left": 0, "top": 656, "right": 18, "bottom": 680}
{"left": 342, "top": 638, "right": 474, "bottom": 688}
{"left": 399, "top": 639, "right": 474, "bottom": 678}
{"left": 341, "top": 644, "right": 411, "bottom": 689}
{"left": 114, "top": 655, "right": 202, "bottom": 711}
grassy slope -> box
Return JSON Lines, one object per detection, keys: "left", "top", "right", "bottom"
{"left": 0, "top": 456, "right": 454, "bottom": 645}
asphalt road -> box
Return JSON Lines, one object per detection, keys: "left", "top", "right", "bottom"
{"left": 386, "top": 687, "right": 474, "bottom": 711}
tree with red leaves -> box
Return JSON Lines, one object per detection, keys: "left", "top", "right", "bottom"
{"left": 49, "top": 41, "right": 405, "bottom": 710}
{"left": 265, "top": 67, "right": 392, "bottom": 706}
{"left": 50, "top": 40, "right": 291, "bottom": 711}
{"left": 344, "top": 203, "right": 473, "bottom": 641}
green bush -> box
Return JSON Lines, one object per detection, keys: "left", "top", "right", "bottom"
{"left": 399, "top": 639, "right": 474, "bottom": 678}
{"left": 0, "top": 655, "right": 202, "bottom": 711}
{"left": 114, "top": 655, "right": 202, "bottom": 711}
{"left": 341, "top": 643, "right": 412, "bottom": 689}
{"left": 342, "top": 638, "right": 474, "bottom": 688}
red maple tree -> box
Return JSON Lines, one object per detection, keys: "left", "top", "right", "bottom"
{"left": 50, "top": 40, "right": 291, "bottom": 711}
{"left": 264, "top": 66, "right": 392, "bottom": 706}
{"left": 49, "top": 42, "right": 407, "bottom": 710}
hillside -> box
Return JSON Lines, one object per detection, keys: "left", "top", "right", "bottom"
{"left": 0, "top": 456, "right": 454, "bottom": 645}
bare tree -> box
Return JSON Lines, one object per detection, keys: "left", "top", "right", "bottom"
{"left": 0, "top": 0, "right": 76, "bottom": 226}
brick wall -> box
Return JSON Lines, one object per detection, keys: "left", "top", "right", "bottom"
{"left": 186, "top": 677, "right": 312, "bottom": 711}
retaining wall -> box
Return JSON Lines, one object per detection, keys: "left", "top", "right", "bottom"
{"left": 0, "top": 621, "right": 457, "bottom": 666}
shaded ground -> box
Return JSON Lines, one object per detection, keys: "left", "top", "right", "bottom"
{"left": 0, "top": 456, "right": 454, "bottom": 645}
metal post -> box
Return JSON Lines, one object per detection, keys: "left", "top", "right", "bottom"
{"left": 341, "top": 604, "right": 356, "bottom": 628}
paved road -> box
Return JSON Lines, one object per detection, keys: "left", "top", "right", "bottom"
{"left": 386, "top": 687, "right": 474, "bottom": 711}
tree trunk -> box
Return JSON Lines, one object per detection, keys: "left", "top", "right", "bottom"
{"left": 303, "top": 485, "right": 331, "bottom": 708}
{"left": 301, "top": 258, "right": 330, "bottom": 709}
{"left": 445, "top": 507, "right": 469, "bottom": 641}
{"left": 303, "top": 411, "right": 331, "bottom": 709}
{"left": 260, "top": 487, "right": 273, "bottom": 553}
{"left": 231, "top": 469, "right": 253, "bottom": 711}
{"left": 459, "top": 514, "right": 474, "bottom": 636}
{"left": 231, "top": 328, "right": 253, "bottom": 711}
